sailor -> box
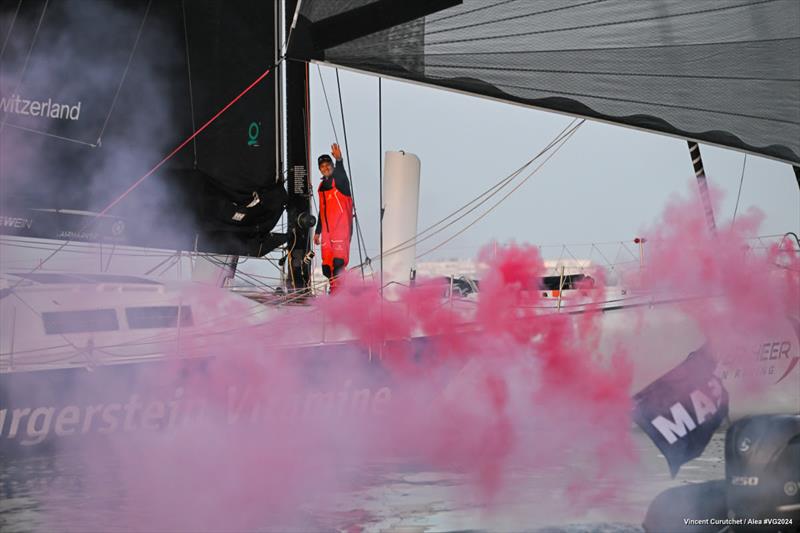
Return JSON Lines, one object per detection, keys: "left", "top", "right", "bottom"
{"left": 314, "top": 143, "right": 353, "bottom": 292}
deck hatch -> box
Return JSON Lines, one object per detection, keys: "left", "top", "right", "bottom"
{"left": 125, "top": 306, "right": 193, "bottom": 329}
{"left": 42, "top": 309, "right": 119, "bottom": 334}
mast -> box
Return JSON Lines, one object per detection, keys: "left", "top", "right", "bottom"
{"left": 687, "top": 142, "right": 717, "bottom": 236}
{"left": 279, "top": 0, "right": 314, "bottom": 292}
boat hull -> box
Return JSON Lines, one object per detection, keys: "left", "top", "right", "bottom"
{"left": 2, "top": 303, "right": 798, "bottom": 458}
{"left": 0, "top": 342, "right": 404, "bottom": 458}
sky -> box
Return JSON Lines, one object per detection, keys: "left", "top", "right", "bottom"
{"left": 307, "top": 64, "right": 799, "bottom": 263}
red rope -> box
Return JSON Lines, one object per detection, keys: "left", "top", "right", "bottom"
{"left": 99, "top": 66, "right": 273, "bottom": 217}
{"left": 13, "top": 66, "right": 274, "bottom": 284}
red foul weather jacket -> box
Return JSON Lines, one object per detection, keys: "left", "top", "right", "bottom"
{"left": 315, "top": 160, "right": 353, "bottom": 270}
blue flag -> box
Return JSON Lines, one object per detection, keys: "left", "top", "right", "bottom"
{"left": 632, "top": 345, "right": 729, "bottom": 477}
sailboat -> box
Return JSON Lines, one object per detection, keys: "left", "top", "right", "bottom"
{"left": 1, "top": 0, "right": 798, "bottom": 467}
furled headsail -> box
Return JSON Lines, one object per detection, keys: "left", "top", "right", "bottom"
{"left": 0, "top": 0, "right": 287, "bottom": 255}
{"left": 289, "top": 0, "right": 800, "bottom": 166}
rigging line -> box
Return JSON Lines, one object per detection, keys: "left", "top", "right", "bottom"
{"left": 94, "top": 0, "right": 151, "bottom": 147}
{"left": 373, "top": 160, "right": 525, "bottom": 259}
{"left": 414, "top": 128, "right": 579, "bottom": 261}
{"left": 156, "top": 253, "right": 182, "bottom": 277}
{"left": 181, "top": 0, "right": 198, "bottom": 167}
{"left": 414, "top": 118, "right": 576, "bottom": 239}
{"left": 378, "top": 166, "right": 532, "bottom": 259}
{"left": 620, "top": 241, "right": 638, "bottom": 261}
{"left": 427, "top": 0, "right": 780, "bottom": 46}
{"left": 0, "top": 238, "right": 126, "bottom": 257}
{"left": 8, "top": 65, "right": 275, "bottom": 290}
{"left": 261, "top": 251, "right": 285, "bottom": 274}
{"left": 352, "top": 160, "right": 548, "bottom": 268}
{"left": 0, "top": 0, "right": 48, "bottom": 133}
{"left": 417, "top": 123, "right": 581, "bottom": 259}
{"left": 0, "top": 0, "right": 22, "bottom": 61}
{"left": 229, "top": 268, "right": 283, "bottom": 282}
{"left": 209, "top": 262, "right": 266, "bottom": 290}
{"left": 103, "top": 243, "right": 117, "bottom": 272}
{"left": 0, "top": 246, "right": 174, "bottom": 259}
{"left": 144, "top": 251, "right": 180, "bottom": 276}
{"left": 0, "top": 237, "right": 176, "bottom": 254}
{"left": 90, "top": 66, "right": 275, "bottom": 218}
{"left": 375, "top": 119, "right": 579, "bottom": 259}
{"left": 732, "top": 153, "right": 747, "bottom": 223}
{"left": 783, "top": 231, "right": 800, "bottom": 249}
{"left": 347, "top": 126, "right": 570, "bottom": 271}
{"left": 0, "top": 343, "right": 74, "bottom": 358}
{"left": 378, "top": 76, "right": 383, "bottom": 292}
{"left": 561, "top": 245, "right": 586, "bottom": 270}
{"left": 2, "top": 123, "right": 97, "bottom": 147}
{"left": 204, "top": 254, "right": 278, "bottom": 290}
{"left": 335, "top": 68, "right": 368, "bottom": 277}
{"left": 590, "top": 244, "right": 615, "bottom": 272}
{"left": 80, "top": 296, "right": 351, "bottom": 360}
{"left": 287, "top": 228, "right": 297, "bottom": 287}
{"left": 0, "top": 249, "right": 173, "bottom": 261}
{"left": 316, "top": 65, "right": 340, "bottom": 145}
{"left": 554, "top": 245, "right": 566, "bottom": 270}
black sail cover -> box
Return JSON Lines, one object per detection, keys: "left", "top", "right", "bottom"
{"left": 0, "top": 0, "right": 286, "bottom": 255}
{"left": 291, "top": 0, "right": 800, "bottom": 166}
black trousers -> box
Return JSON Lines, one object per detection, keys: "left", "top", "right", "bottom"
{"left": 321, "top": 257, "right": 345, "bottom": 280}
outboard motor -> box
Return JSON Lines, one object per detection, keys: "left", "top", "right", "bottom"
{"left": 725, "top": 414, "right": 800, "bottom": 531}
{"left": 644, "top": 414, "right": 800, "bottom": 533}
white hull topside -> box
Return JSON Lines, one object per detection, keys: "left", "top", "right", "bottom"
{"left": 1, "top": 274, "right": 798, "bottom": 421}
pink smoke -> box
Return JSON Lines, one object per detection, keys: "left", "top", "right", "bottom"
{"left": 632, "top": 183, "right": 799, "bottom": 391}
{"left": 324, "top": 244, "right": 635, "bottom": 500}
{"left": 39, "top": 182, "right": 798, "bottom": 531}
{"left": 41, "top": 242, "right": 639, "bottom": 531}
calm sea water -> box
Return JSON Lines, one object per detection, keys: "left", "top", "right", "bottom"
{"left": 0, "top": 431, "right": 725, "bottom": 532}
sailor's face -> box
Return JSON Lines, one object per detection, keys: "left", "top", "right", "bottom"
{"left": 319, "top": 161, "right": 333, "bottom": 178}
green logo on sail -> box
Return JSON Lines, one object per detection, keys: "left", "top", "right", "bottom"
{"left": 247, "top": 121, "right": 260, "bottom": 147}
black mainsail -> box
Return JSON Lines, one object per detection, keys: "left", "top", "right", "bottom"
{"left": 0, "top": 0, "right": 292, "bottom": 257}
